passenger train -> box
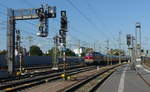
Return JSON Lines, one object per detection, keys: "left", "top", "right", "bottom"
{"left": 84, "top": 52, "right": 129, "bottom": 65}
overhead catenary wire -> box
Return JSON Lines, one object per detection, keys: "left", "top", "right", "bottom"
{"left": 86, "top": 0, "right": 121, "bottom": 50}
{"left": 68, "top": 0, "right": 124, "bottom": 50}
{"left": 68, "top": 20, "right": 98, "bottom": 41}
{"left": 85, "top": 0, "right": 113, "bottom": 38}
{"left": 66, "top": 0, "right": 109, "bottom": 39}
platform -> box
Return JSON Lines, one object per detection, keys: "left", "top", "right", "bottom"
{"left": 96, "top": 64, "right": 150, "bottom": 92}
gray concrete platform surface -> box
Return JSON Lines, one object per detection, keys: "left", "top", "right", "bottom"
{"left": 96, "top": 64, "right": 150, "bottom": 92}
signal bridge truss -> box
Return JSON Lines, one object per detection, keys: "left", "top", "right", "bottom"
{"left": 7, "top": 4, "right": 56, "bottom": 74}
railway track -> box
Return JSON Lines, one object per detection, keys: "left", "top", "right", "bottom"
{"left": 0, "top": 66, "right": 96, "bottom": 92}
{"left": 61, "top": 64, "right": 121, "bottom": 92}
{"left": 0, "top": 64, "right": 84, "bottom": 84}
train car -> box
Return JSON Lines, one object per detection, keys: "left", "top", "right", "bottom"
{"left": 0, "top": 55, "right": 83, "bottom": 69}
{"left": 84, "top": 52, "right": 103, "bottom": 64}
{"left": 84, "top": 52, "right": 129, "bottom": 65}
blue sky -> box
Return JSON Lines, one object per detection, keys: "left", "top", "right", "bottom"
{"left": 0, "top": 0, "right": 150, "bottom": 53}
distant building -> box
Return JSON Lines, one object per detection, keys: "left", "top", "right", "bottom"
{"left": 73, "top": 47, "right": 86, "bottom": 57}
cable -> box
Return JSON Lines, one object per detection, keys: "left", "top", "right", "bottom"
{"left": 66, "top": 0, "right": 109, "bottom": 39}
{"left": 71, "top": 26, "right": 97, "bottom": 40}
{"left": 85, "top": 1, "right": 129, "bottom": 51}
{"left": 67, "top": 0, "right": 120, "bottom": 50}
{"left": 85, "top": 1, "right": 112, "bottom": 36}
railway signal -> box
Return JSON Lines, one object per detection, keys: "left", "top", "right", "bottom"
{"left": 127, "top": 35, "right": 136, "bottom": 70}
{"left": 126, "top": 34, "right": 131, "bottom": 47}
{"left": 16, "top": 30, "right": 21, "bottom": 51}
{"left": 7, "top": 4, "right": 56, "bottom": 74}
{"left": 59, "top": 11, "right": 68, "bottom": 45}
{"left": 59, "top": 10, "right": 68, "bottom": 80}
{"left": 60, "top": 11, "right": 68, "bottom": 31}
{"left": 15, "top": 30, "right": 23, "bottom": 74}
{"left": 36, "top": 5, "right": 56, "bottom": 37}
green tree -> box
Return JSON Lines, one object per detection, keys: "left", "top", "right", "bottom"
{"left": 65, "top": 48, "right": 76, "bottom": 56}
{"left": 107, "top": 49, "right": 125, "bottom": 56}
{"left": 0, "top": 50, "right": 7, "bottom": 55}
{"left": 81, "top": 52, "right": 86, "bottom": 57}
{"left": 46, "top": 47, "right": 60, "bottom": 56}
{"left": 30, "top": 45, "right": 43, "bottom": 56}
{"left": 46, "top": 48, "right": 76, "bottom": 57}
{"left": 85, "top": 48, "right": 94, "bottom": 53}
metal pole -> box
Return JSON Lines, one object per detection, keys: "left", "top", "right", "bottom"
{"left": 139, "top": 25, "right": 141, "bottom": 57}
{"left": 7, "top": 9, "right": 16, "bottom": 75}
{"left": 28, "top": 36, "right": 33, "bottom": 56}
{"left": 52, "top": 36, "right": 58, "bottom": 70}
{"left": 63, "top": 43, "right": 67, "bottom": 80}
{"left": 16, "top": 30, "right": 23, "bottom": 73}
{"left": 60, "top": 10, "right": 68, "bottom": 80}
{"left": 78, "top": 40, "right": 80, "bottom": 57}
{"left": 135, "top": 24, "right": 137, "bottom": 60}
{"left": 110, "top": 55, "right": 112, "bottom": 65}
{"left": 131, "top": 36, "right": 136, "bottom": 69}
{"left": 19, "top": 52, "right": 23, "bottom": 73}
{"left": 135, "top": 23, "right": 142, "bottom": 66}
{"left": 93, "top": 42, "right": 96, "bottom": 51}
{"left": 106, "top": 40, "right": 109, "bottom": 65}
{"left": 135, "top": 23, "right": 141, "bottom": 58}
{"left": 128, "top": 47, "right": 131, "bottom": 63}
{"left": 54, "top": 39, "right": 57, "bottom": 68}
{"left": 119, "top": 31, "right": 121, "bottom": 64}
